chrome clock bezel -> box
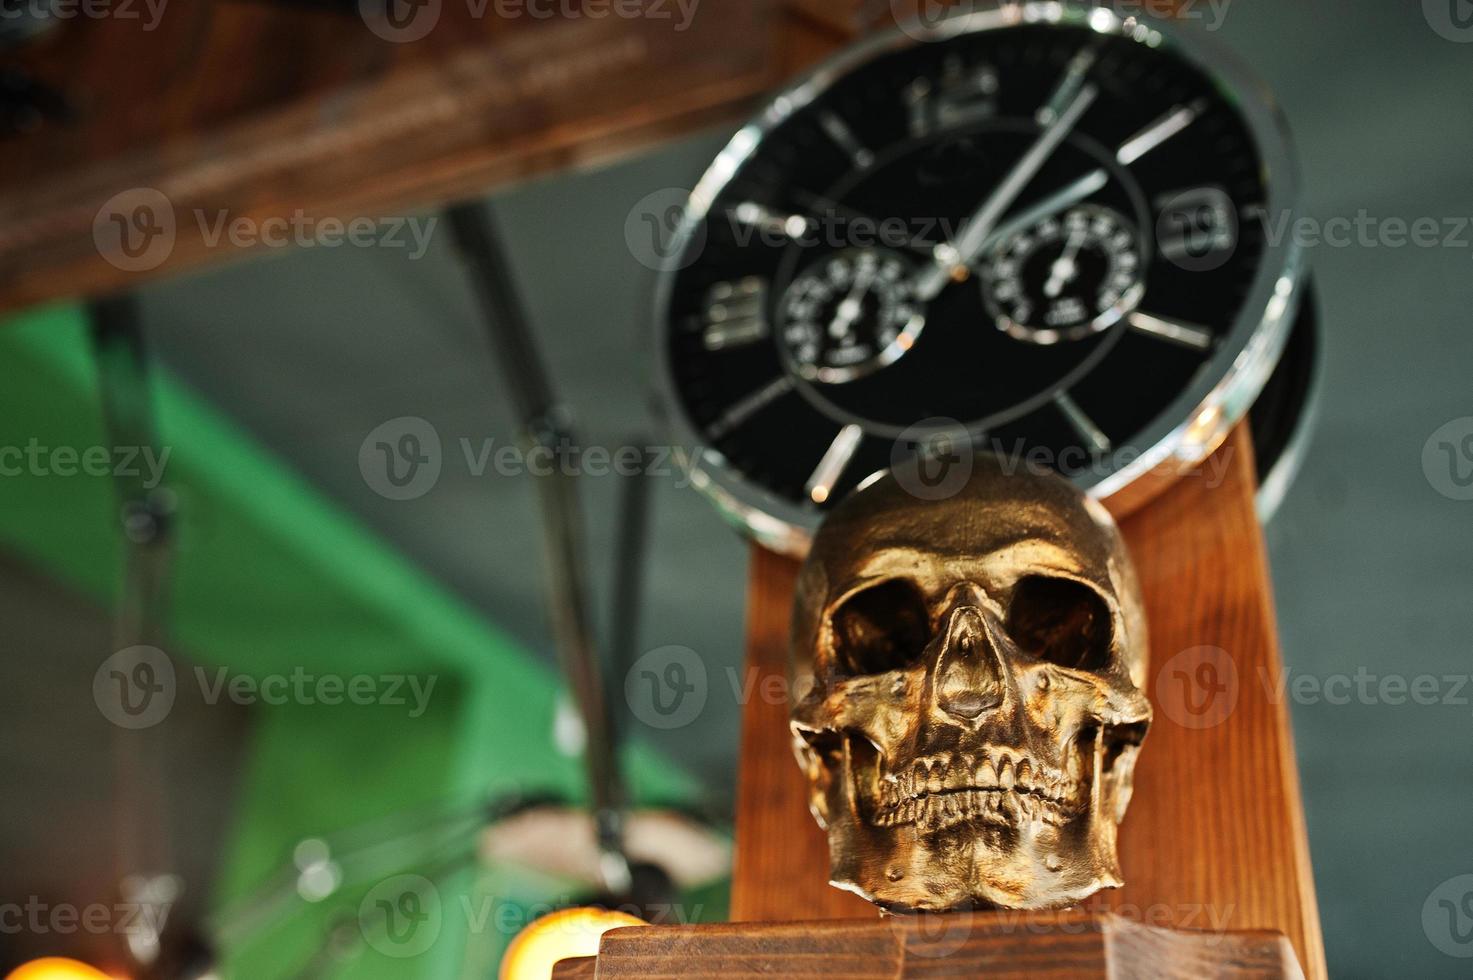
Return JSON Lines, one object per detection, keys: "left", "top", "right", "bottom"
{"left": 653, "top": 1, "right": 1303, "bottom": 556}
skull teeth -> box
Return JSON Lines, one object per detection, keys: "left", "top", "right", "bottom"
{"left": 871, "top": 787, "right": 1070, "bottom": 831}
{"left": 874, "top": 747, "right": 1082, "bottom": 821}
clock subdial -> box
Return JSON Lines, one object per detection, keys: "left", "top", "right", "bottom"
{"left": 982, "top": 205, "right": 1145, "bottom": 345}
{"left": 778, "top": 248, "right": 926, "bottom": 384}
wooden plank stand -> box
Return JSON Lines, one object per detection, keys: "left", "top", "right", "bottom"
{"left": 561, "top": 428, "right": 1325, "bottom": 978}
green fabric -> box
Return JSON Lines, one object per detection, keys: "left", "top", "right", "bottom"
{"left": 0, "top": 303, "right": 705, "bottom": 977}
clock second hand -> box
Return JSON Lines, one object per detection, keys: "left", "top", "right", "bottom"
{"left": 915, "top": 82, "right": 1099, "bottom": 301}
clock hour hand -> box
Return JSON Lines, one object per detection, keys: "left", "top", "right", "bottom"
{"left": 915, "top": 82, "right": 1099, "bottom": 301}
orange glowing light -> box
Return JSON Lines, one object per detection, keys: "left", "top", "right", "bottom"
{"left": 5, "top": 959, "right": 118, "bottom": 980}
{"left": 499, "top": 907, "right": 646, "bottom": 980}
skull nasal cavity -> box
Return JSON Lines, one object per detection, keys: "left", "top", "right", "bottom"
{"left": 934, "top": 606, "right": 1006, "bottom": 722}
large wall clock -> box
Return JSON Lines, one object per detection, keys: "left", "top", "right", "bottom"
{"left": 655, "top": 2, "right": 1306, "bottom": 554}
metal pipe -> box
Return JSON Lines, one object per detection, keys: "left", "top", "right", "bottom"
{"left": 446, "top": 201, "right": 630, "bottom": 895}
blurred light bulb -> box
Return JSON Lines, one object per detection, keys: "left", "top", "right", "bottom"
{"left": 5, "top": 959, "right": 119, "bottom": 980}
{"left": 499, "top": 907, "right": 646, "bottom": 980}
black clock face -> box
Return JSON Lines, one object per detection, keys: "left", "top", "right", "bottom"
{"left": 660, "top": 12, "right": 1290, "bottom": 531}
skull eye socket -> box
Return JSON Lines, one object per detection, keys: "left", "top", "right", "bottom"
{"left": 1007, "top": 576, "right": 1113, "bottom": 672}
{"left": 830, "top": 580, "right": 931, "bottom": 677}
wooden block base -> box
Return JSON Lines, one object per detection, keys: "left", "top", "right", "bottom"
{"left": 553, "top": 911, "right": 1304, "bottom": 978}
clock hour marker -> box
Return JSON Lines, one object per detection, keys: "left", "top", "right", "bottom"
{"left": 1116, "top": 99, "right": 1205, "bottom": 165}
{"left": 819, "top": 112, "right": 875, "bottom": 170}
{"left": 1055, "top": 392, "right": 1112, "bottom": 453}
{"left": 708, "top": 375, "right": 796, "bottom": 440}
{"left": 906, "top": 56, "right": 999, "bottom": 136}
{"left": 1127, "top": 311, "right": 1215, "bottom": 351}
{"left": 701, "top": 278, "right": 769, "bottom": 351}
{"left": 731, "top": 202, "right": 811, "bottom": 240}
{"left": 806, "top": 424, "right": 865, "bottom": 505}
{"left": 1037, "top": 45, "right": 1099, "bottom": 126}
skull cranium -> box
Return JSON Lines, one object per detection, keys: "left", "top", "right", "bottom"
{"left": 790, "top": 455, "right": 1151, "bottom": 911}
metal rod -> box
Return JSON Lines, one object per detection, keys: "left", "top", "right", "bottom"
{"left": 89, "top": 293, "right": 181, "bottom": 972}
{"left": 446, "top": 200, "right": 630, "bottom": 894}
{"left": 608, "top": 442, "right": 655, "bottom": 732}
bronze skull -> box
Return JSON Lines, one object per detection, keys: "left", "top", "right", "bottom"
{"left": 790, "top": 455, "right": 1151, "bottom": 911}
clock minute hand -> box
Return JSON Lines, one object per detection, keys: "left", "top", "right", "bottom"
{"left": 916, "top": 82, "right": 1099, "bottom": 301}
{"left": 977, "top": 167, "right": 1108, "bottom": 258}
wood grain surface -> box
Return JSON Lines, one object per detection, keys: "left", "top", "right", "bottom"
{"left": 730, "top": 428, "right": 1326, "bottom": 978}
{"left": 551, "top": 911, "right": 1303, "bottom": 979}
{"left": 0, "top": 0, "right": 801, "bottom": 313}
